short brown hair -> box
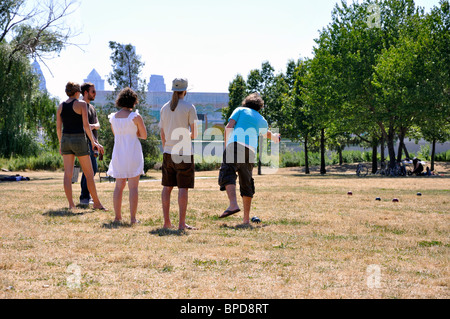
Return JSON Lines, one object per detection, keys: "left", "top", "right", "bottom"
{"left": 115, "top": 87, "right": 138, "bottom": 108}
{"left": 81, "top": 82, "right": 95, "bottom": 96}
{"left": 242, "top": 93, "right": 264, "bottom": 111}
{"left": 65, "top": 82, "right": 81, "bottom": 97}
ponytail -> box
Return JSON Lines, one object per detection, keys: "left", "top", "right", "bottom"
{"left": 170, "top": 91, "right": 185, "bottom": 111}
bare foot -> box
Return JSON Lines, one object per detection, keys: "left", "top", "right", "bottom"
{"left": 93, "top": 205, "right": 108, "bottom": 211}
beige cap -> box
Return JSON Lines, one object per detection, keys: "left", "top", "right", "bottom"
{"left": 172, "top": 78, "right": 188, "bottom": 91}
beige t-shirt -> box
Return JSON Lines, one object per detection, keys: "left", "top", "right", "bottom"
{"left": 159, "top": 98, "right": 198, "bottom": 155}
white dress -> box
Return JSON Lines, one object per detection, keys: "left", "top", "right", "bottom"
{"left": 107, "top": 110, "right": 144, "bottom": 179}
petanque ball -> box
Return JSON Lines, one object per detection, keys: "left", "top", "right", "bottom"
{"left": 251, "top": 216, "right": 261, "bottom": 223}
{"left": 417, "top": 192, "right": 422, "bottom": 196}
{"left": 375, "top": 197, "right": 381, "bottom": 201}
{"left": 347, "top": 191, "right": 353, "bottom": 195}
{"left": 392, "top": 198, "right": 399, "bottom": 202}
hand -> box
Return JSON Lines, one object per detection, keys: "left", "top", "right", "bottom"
{"left": 273, "top": 133, "right": 281, "bottom": 143}
{"left": 94, "top": 143, "right": 104, "bottom": 155}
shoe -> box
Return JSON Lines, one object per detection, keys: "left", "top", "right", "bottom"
{"left": 89, "top": 198, "right": 94, "bottom": 205}
{"left": 219, "top": 209, "right": 241, "bottom": 218}
{"left": 80, "top": 198, "right": 90, "bottom": 205}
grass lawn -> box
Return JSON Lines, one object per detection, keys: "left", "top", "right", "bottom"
{"left": 0, "top": 162, "right": 449, "bottom": 299}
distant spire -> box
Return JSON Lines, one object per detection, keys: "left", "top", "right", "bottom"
{"left": 84, "top": 68, "right": 105, "bottom": 91}
{"left": 31, "top": 59, "right": 47, "bottom": 92}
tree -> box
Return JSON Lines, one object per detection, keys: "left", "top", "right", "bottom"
{"left": 282, "top": 59, "right": 318, "bottom": 174}
{"left": 107, "top": 41, "right": 147, "bottom": 104}
{"left": 222, "top": 74, "right": 247, "bottom": 123}
{"left": 0, "top": 0, "right": 78, "bottom": 157}
{"left": 101, "top": 41, "right": 159, "bottom": 172}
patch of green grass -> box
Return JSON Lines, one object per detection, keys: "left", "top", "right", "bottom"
{"left": 418, "top": 240, "right": 443, "bottom": 247}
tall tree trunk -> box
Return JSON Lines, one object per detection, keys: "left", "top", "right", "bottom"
{"left": 320, "top": 128, "right": 326, "bottom": 175}
{"left": 304, "top": 136, "right": 310, "bottom": 175}
{"left": 431, "top": 139, "right": 436, "bottom": 171}
{"left": 372, "top": 141, "right": 378, "bottom": 174}
{"left": 402, "top": 143, "right": 410, "bottom": 159}
{"left": 380, "top": 135, "right": 385, "bottom": 168}
{"left": 338, "top": 145, "right": 343, "bottom": 165}
{"left": 386, "top": 127, "right": 397, "bottom": 169}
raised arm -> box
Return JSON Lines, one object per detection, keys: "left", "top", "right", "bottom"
{"left": 262, "top": 130, "right": 281, "bottom": 143}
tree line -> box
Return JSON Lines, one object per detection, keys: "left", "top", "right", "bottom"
{"left": 224, "top": 0, "right": 449, "bottom": 174}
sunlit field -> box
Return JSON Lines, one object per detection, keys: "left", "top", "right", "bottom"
{"left": 0, "top": 163, "right": 449, "bottom": 299}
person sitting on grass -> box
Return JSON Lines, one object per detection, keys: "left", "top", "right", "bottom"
{"left": 411, "top": 157, "right": 424, "bottom": 176}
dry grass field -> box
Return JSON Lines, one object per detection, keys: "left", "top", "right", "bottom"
{"left": 0, "top": 163, "right": 449, "bottom": 299}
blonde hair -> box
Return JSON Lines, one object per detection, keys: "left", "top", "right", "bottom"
{"left": 170, "top": 91, "right": 185, "bottom": 111}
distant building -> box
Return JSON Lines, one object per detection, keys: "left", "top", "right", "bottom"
{"left": 31, "top": 59, "right": 47, "bottom": 92}
{"left": 148, "top": 75, "right": 166, "bottom": 92}
{"left": 84, "top": 69, "right": 105, "bottom": 91}
{"left": 84, "top": 71, "right": 229, "bottom": 136}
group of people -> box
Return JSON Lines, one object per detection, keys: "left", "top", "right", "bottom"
{"left": 56, "top": 78, "right": 280, "bottom": 230}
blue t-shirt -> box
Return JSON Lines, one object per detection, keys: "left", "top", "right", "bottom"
{"left": 227, "top": 107, "right": 268, "bottom": 151}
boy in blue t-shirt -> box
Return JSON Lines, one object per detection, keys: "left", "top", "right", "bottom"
{"left": 218, "top": 93, "right": 280, "bottom": 224}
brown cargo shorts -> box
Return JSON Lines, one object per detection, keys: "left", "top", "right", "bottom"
{"left": 162, "top": 153, "right": 195, "bottom": 189}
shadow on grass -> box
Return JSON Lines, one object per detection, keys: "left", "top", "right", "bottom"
{"left": 149, "top": 228, "right": 189, "bottom": 237}
{"left": 219, "top": 223, "right": 268, "bottom": 230}
{"left": 101, "top": 221, "right": 135, "bottom": 229}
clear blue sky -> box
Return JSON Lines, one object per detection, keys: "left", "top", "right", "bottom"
{"left": 36, "top": 0, "right": 441, "bottom": 101}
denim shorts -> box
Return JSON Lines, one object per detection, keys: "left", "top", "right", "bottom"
{"left": 61, "top": 133, "right": 90, "bottom": 157}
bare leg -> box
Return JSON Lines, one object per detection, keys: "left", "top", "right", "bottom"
{"left": 242, "top": 196, "right": 252, "bottom": 224}
{"left": 113, "top": 178, "right": 126, "bottom": 222}
{"left": 78, "top": 155, "right": 106, "bottom": 210}
{"left": 162, "top": 186, "right": 173, "bottom": 228}
{"left": 127, "top": 175, "right": 140, "bottom": 224}
{"left": 178, "top": 188, "right": 197, "bottom": 230}
{"left": 62, "top": 154, "right": 76, "bottom": 209}
{"left": 225, "top": 184, "right": 240, "bottom": 211}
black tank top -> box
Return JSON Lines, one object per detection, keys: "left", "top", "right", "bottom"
{"left": 61, "top": 100, "right": 84, "bottom": 134}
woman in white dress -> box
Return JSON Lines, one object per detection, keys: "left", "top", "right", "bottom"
{"left": 107, "top": 88, "right": 147, "bottom": 225}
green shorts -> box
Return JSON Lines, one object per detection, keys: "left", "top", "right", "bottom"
{"left": 61, "top": 133, "right": 90, "bottom": 157}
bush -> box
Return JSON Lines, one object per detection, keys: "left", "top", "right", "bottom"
{"left": 435, "top": 150, "right": 450, "bottom": 162}
{"left": 194, "top": 155, "right": 222, "bottom": 171}
{"left": 6, "top": 151, "right": 63, "bottom": 171}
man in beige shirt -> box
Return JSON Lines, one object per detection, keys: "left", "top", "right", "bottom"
{"left": 159, "top": 78, "right": 198, "bottom": 230}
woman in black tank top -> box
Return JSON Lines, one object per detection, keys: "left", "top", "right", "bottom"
{"left": 56, "top": 82, "right": 107, "bottom": 211}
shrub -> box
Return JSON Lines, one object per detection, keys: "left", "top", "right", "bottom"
{"left": 435, "top": 150, "right": 450, "bottom": 162}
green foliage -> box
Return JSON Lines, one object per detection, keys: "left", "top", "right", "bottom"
{"left": 0, "top": 1, "right": 76, "bottom": 157}
{"left": 6, "top": 152, "right": 63, "bottom": 171}
{"left": 107, "top": 41, "right": 147, "bottom": 103}
{"left": 435, "top": 150, "right": 450, "bottom": 161}
{"left": 222, "top": 74, "right": 246, "bottom": 124}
